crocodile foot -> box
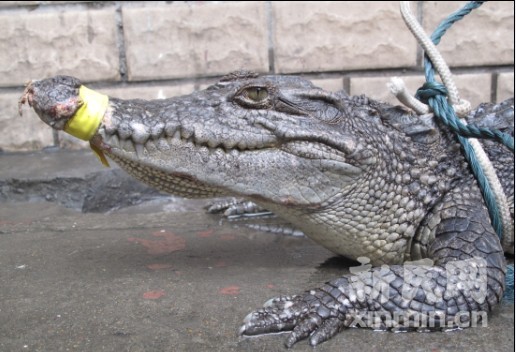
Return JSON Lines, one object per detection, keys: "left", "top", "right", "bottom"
{"left": 207, "top": 198, "right": 305, "bottom": 237}
{"left": 205, "top": 198, "right": 273, "bottom": 218}
{"left": 240, "top": 286, "right": 351, "bottom": 348}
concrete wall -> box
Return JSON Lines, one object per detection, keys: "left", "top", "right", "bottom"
{"left": 0, "top": 1, "right": 513, "bottom": 151}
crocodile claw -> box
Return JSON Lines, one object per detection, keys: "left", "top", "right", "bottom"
{"left": 240, "top": 292, "right": 349, "bottom": 348}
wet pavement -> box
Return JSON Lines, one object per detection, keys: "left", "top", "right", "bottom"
{"left": 0, "top": 150, "right": 514, "bottom": 352}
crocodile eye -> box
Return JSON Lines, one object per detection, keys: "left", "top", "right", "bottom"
{"left": 246, "top": 87, "right": 268, "bottom": 102}
{"left": 234, "top": 85, "right": 271, "bottom": 108}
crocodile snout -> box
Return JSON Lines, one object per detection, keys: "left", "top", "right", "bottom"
{"left": 19, "top": 76, "right": 84, "bottom": 131}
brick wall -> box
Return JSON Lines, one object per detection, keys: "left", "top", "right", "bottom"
{"left": 0, "top": 1, "right": 513, "bottom": 151}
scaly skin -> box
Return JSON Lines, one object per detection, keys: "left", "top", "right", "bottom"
{"left": 21, "top": 72, "right": 514, "bottom": 347}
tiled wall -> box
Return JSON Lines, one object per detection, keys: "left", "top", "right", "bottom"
{"left": 0, "top": 1, "right": 513, "bottom": 151}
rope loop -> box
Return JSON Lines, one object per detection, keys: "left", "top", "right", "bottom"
{"left": 415, "top": 82, "right": 448, "bottom": 103}
{"left": 426, "top": 95, "right": 514, "bottom": 153}
{"left": 414, "top": 82, "right": 514, "bottom": 152}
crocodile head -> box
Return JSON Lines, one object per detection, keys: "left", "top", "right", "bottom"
{"left": 22, "top": 72, "right": 426, "bottom": 210}
{"left": 104, "top": 72, "right": 388, "bottom": 207}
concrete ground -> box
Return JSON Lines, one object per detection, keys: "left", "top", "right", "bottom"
{"left": 0, "top": 150, "right": 514, "bottom": 352}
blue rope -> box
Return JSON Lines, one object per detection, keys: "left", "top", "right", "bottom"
{"left": 417, "top": 83, "right": 514, "bottom": 152}
{"left": 423, "top": 1, "right": 484, "bottom": 80}
{"left": 417, "top": 85, "right": 504, "bottom": 237}
{"left": 429, "top": 1, "right": 485, "bottom": 46}
{"left": 416, "top": 1, "right": 514, "bottom": 298}
{"left": 420, "top": 1, "right": 514, "bottom": 153}
{"left": 416, "top": 1, "right": 514, "bottom": 240}
{"left": 504, "top": 264, "right": 515, "bottom": 303}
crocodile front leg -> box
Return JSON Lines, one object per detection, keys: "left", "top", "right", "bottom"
{"left": 240, "top": 195, "right": 506, "bottom": 347}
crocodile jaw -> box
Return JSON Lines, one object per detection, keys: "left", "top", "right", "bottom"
{"left": 22, "top": 74, "right": 364, "bottom": 207}
{"left": 94, "top": 110, "right": 362, "bottom": 206}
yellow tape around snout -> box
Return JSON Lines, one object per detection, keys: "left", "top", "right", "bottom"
{"left": 64, "top": 85, "right": 110, "bottom": 167}
{"left": 65, "top": 85, "right": 108, "bottom": 141}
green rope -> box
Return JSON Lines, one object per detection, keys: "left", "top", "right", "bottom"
{"left": 417, "top": 84, "right": 505, "bottom": 237}
{"left": 416, "top": 1, "right": 514, "bottom": 240}
{"left": 419, "top": 0, "right": 514, "bottom": 153}
{"left": 417, "top": 83, "right": 514, "bottom": 152}
{"left": 416, "top": 1, "right": 514, "bottom": 300}
{"left": 504, "top": 264, "right": 515, "bottom": 303}
{"left": 429, "top": 1, "right": 485, "bottom": 46}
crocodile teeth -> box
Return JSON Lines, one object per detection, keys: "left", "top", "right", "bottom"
{"left": 156, "top": 138, "right": 170, "bottom": 151}
{"left": 164, "top": 122, "right": 180, "bottom": 137}
{"left": 130, "top": 122, "right": 150, "bottom": 144}
{"left": 104, "top": 119, "right": 277, "bottom": 155}
{"left": 150, "top": 122, "right": 165, "bottom": 140}
{"left": 106, "top": 133, "right": 119, "bottom": 147}
{"left": 121, "top": 139, "right": 136, "bottom": 153}
{"left": 180, "top": 126, "right": 194, "bottom": 140}
{"left": 135, "top": 143, "right": 145, "bottom": 158}
{"left": 171, "top": 130, "right": 181, "bottom": 141}
{"left": 118, "top": 122, "right": 132, "bottom": 139}
{"left": 104, "top": 122, "right": 118, "bottom": 135}
{"left": 145, "top": 140, "right": 158, "bottom": 153}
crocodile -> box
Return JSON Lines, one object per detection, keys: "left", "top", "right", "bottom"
{"left": 21, "top": 72, "right": 514, "bottom": 347}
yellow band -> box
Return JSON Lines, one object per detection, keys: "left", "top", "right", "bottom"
{"left": 64, "top": 85, "right": 108, "bottom": 141}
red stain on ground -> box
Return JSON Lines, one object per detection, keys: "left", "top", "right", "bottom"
{"left": 197, "top": 229, "right": 214, "bottom": 238}
{"left": 219, "top": 285, "right": 240, "bottom": 295}
{"left": 146, "top": 263, "right": 173, "bottom": 270}
{"left": 214, "top": 260, "right": 227, "bottom": 268}
{"left": 129, "top": 230, "right": 186, "bottom": 255}
{"left": 266, "top": 284, "right": 275, "bottom": 289}
{"left": 143, "top": 290, "right": 165, "bottom": 299}
{"left": 219, "top": 234, "right": 236, "bottom": 241}
{"left": 0, "top": 220, "right": 33, "bottom": 226}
